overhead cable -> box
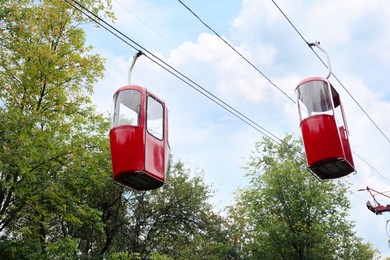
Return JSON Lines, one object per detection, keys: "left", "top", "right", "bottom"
{"left": 63, "top": 0, "right": 283, "bottom": 145}
{"left": 177, "top": 0, "right": 296, "bottom": 104}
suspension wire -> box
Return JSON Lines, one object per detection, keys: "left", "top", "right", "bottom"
{"left": 63, "top": 0, "right": 283, "bottom": 145}
{"left": 175, "top": 0, "right": 322, "bottom": 179}
{"left": 365, "top": 186, "right": 390, "bottom": 201}
{"left": 270, "top": 0, "right": 310, "bottom": 46}
{"left": 114, "top": 0, "right": 230, "bottom": 91}
{"left": 177, "top": 0, "right": 296, "bottom": 104}
{"left": 342, "top": 179, "right": 370, "bottom": 202}
{"left": 352, "top": 152, "right": 390, "bottom": 184}
{"left": 332, "top": 74, "right": 390, "bottom": 143}
{"left": 271, "top": 0, "right": 390, "bottom": 144}
{"left": 113, "top": 0, "right": 176, "bottom": 47}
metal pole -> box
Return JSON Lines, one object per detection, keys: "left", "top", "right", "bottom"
{"left": 309, "top": 41, "right": 332, "bottom": 79}
{"left": 128, "top": 51, "right": 143, "bottom": 84}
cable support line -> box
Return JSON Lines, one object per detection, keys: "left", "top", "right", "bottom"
{"left": 113, "top": 0, "right": 177, "bottom": 51}
{"left": 352, "top": 152, "right": 390, "bottom": 184}
{"left": 147, "top": 55, "right": 283, "bottom": 145}
{"left": 331, "top": 72, "right": 390, "bottom": 144}
{"left": 271, "top": 0, "right": 390, "bottom": 145}
{"left": 114, "top": 0, "right": 229, "bottom": 93}
{"left": 341, "top": 179, "right": 370, "bottom": 203}
{"left": 177, "top": 0, "right": 296, "bottom": 104}
{"left": 270, "top": 0, "right": 310, "bottom": 47}
{"left": 63, "top": 0, "right": 283, "bottom": 145}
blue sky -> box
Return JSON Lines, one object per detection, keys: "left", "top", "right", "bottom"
{"left": 87, "top": 0, "right": 390, "bottom": 256}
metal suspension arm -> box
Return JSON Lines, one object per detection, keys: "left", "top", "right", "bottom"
{"left": 128, "top": 50, "right": 143, "bottom": 84}
{"left": 308, "top": 41, "right": 332, "bottom": 79}
{"left": 366, "top": 186, "right": 390, "bottom": 200}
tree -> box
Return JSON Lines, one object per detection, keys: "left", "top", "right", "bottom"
{"left": 107, "top": 159, "right": 234, "bottom": 260}
{"left": 229, "top": 135, "right": 376, "bottom": 259}
{"left": 0, "top": 1, "right": 235, "bottom": 258}
{"left": 0, "top": 0, "right": 114, "bottom": 258}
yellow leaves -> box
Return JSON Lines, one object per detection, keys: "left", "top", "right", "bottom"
{"left": 3, "top": 2, "right": 105, "bottom": 107}
{"left": 291, "top": 220, "right": 310, "bottom": 234}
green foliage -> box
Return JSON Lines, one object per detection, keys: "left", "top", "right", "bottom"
{"left": 104, "top": 159, "right": 233, "bottom": 259}
{"left": 150, "top": 252, "right": 173, "bottom": 260}
{"left": 351, "top": 242, "right": 380, "bottom": 260}
{"left": 108, "top": 252, "right": 141, "bottom": 260}
{"left": 0, "top": 0, "right": 114, "bottom": 258}
{"left": 229, "top": 135, "right": 377, "bottom": 259}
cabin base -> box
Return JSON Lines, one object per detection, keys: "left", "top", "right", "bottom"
{"left": 114, "top": 171, "right": 164, "bottom": 191}
{"left": 309, "top": 158, "right": 355, "bottom": 179}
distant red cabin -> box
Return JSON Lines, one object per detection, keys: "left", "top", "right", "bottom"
{"left": 109, "top": 85, "right": 169, "bottom": 190}
{"left": 366, "top": 201, "right": 390, "bottom": 215}
{"left": 295, "top": 77, "right": 355, "bottom": 179}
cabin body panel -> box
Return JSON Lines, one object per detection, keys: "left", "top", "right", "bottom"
{"left": 110, "top": 126, "right": 145, "bottom": 177}
{"left": 300, "top": 114, "right": 344, "bottom": 166}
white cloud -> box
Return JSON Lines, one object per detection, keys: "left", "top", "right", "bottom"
{"left": 232, "top": 0, "right": 296, "bottom": 34}
{"left": 162, "top": 32, "right": 276, "bottom": 104}
{"left": 304, "top": 0, "right": 379, "bottom": 44}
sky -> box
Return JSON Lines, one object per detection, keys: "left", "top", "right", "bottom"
{"left": 86, "top": 0, "right": 390, "bottom": 257}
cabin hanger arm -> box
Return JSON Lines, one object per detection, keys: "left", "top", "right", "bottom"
{"left": 128, "top": 50, "right": 143, "bottom": 84}
{"left": 308, "top": 41, "right": 332, "bottom": 79}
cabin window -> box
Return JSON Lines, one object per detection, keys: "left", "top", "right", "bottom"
{"left": 147, "top": 96, "right": 163, "bottom": 140}
{"left": 112, "top": 89, "right": 141, "bottom": 128}
{"left": 296, "top": 80, "right": 333, "bottom": 121}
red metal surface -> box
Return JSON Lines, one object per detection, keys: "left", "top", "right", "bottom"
{"left": 145, "top": 133, "right": 165, "bottom": 181}
{"left": 339, "top": 126, "right": 354, "bottom": 168}
{"left": 110, "top": 125, "right": 145, "bottom": 177}
{"left": 164, "top": 106, "right": 170, "bottom": 175}
{"left": 300, "top": 114, "right": 343, "bottom": 167}
{"left": 300, "top": 115, "right": 355, "bottom": 179}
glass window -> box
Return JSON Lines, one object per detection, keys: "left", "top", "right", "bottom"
{"left": 296, "top": 80, "right": 333, "bottom": 121}
{"left": 147, "top": 96, "right": 163, "bottom": 140}
{"left": 111, "top": 89, "right": 141, "bottom": 128}
{"left": 333, "top": 95, "right": 346, "bottom": 129}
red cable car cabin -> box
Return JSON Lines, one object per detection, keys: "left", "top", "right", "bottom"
{"left": 109, "top": 85, "right": 169, "bottom": 190}
{"left": 295, "top": 77, "right": 355, "bottom": 179}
